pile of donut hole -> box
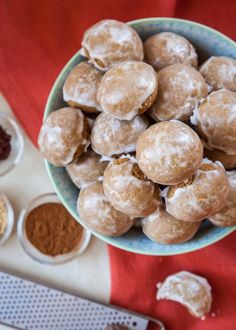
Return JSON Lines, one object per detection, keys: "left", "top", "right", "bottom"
{"left": 38, "top": 19, "right": 236, "bottom": 245}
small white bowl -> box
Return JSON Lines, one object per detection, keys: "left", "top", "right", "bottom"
{"left": 0, "top": 194, "right": 15, "bottom": 246}
{"left": 0, "top": 112, "right": 24, "bottom": 176}
{"left": 17, "top": 193, "right": 91, "bottom": 264}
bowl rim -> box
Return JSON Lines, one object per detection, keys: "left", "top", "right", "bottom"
{"left": 44, "top": 17, "right": 236, "bottom": 255}
{"left": 44, "top": 17, "right": 236, "bottom": 119}
{"left": 44, "top": 164, "right": 236, "bottom": 256}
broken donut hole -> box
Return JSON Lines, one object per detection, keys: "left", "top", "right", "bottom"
{"left": 131, "top": 163, "right": 147, "bottom": 181}
{"left": 156, "top": 271, "right": 212, "bottom": 318}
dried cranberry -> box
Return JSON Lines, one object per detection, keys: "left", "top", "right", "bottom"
{"left": 0, "top": 125, "right": 11, "bottom": 160}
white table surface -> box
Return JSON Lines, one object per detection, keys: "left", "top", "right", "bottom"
{"left": 0, "top": 94, "right": 110, "bottom": 329}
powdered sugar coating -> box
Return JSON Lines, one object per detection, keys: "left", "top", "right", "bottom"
{"left": 100, "top": 155, "right": 115, "bottom": 162}
{"left": 144, "top": 32, "right": 198, "bottom": 71}
{"left": 143, "top": 208, "right": 200, "bottom": 244}
{"left": 91, "top": 112, "right": 149, "bottom": 157}
{"left": 77, "top": 181, "right": 133, "bottom": 236}
{"left": 136, "top": 121, "right": 203, "bottom": 185}
{"left": 97, "top": 61, "right": 158, "bottom": 120}
{"left": 165, "top": 159, "right": 230, "bottom": 222}
{"left": 66, "top": 150, "right": 108, "bottom": 189}
{"left": 209, "top": 171, "right": 236, "bottom": 226}
{"left": 81, "top": 19, "right": 144, "bottom": 71}
{"left": 150, "top": 64, "right": 208, "bottom": 121}
{"left": 193, "top": 89, "right": 236, "bottom": 155}
{"left": 63, "top": 62, "right": 103, "bottom": 113}
{"left": 200, "top": 56, "right": 236, "bottom": 92}
{"left": 38, "top": 107, "right": 90, "bottom": 167}
{"left": 103, "top": 158, "right": 161, "bottom": 218}
{"left": 157, "top": 271, "right": 212, "bottom": 318}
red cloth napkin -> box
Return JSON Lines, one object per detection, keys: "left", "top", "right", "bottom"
{"left": 109, "top": 235, "right": 236, "bottom": 329}
{"left": 1, "top": 1, "right": 236, "bottom": 329}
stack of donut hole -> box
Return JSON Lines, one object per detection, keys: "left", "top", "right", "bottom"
{"left": 38, "top": 19, "right": 236, "bottom": 244}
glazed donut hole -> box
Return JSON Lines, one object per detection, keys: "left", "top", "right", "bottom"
{"left": 63, "top": 61, "right": 103, "bottom": 113}
{"left": 200, "top": 56, "right": 236, "bottom": 92}
{"left": 144, "top": 32, "right": 198, "bottom": 71}
{"left": 209, "top": 171, "right": 236, "bottom": 227}
{"left": 149, "top": 64, "right": 208, "bottom": 122}
{"left": 66, "top": 150, "right": 108, "bottom": 189}
{"left": 38, "top": 107, "right": 90, "bottom": 167}
{"left": 77, "top": 181, "right": 134, "bottom": 237}
{"left": 136, "top": 121, "right": 203, "bottom": 185}
{"left": 38, "top": 19, "right": 236, "bottom": 246}
{"left": 142, "top": 207, "right": 201, "bottom": 244}
{"left": 157, "top": 271, "right": 212, "bottom": 318}
{"left": 165, "top": 159, "right": 230, "bottom": 222}
{"left": 191, "top": 89, "right": 236, "bottom": 155}
{"left": 91, "top": 112, "right": 149, "bottom": 157}
{"left": 103, "top": 157, "right": 161, "bottom": 218}
{"left": 204, "top": 147, "right": 236, "bottom": 170}
{"left": 81, "top": 19, "right": 144, "bottom": 71}
{"left": 97, "top": 61, "right": 158, "bottom": 120}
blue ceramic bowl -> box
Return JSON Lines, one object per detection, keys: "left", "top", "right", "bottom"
{"left": 44, "top": 18, "right": 236, "bottom": 255}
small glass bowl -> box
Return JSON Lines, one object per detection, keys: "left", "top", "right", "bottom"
{"left": 17, "top": 193, "right": 91, "bottom": 265}
{"left": 0, "top": 112, "right": 24, "bottom": 176}
{"left": 0, "top": 194, "right": 15, "bottom": 246}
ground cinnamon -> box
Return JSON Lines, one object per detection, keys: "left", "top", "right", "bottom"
{"left": 25, "top": 203, "right": 83, "bottom": 256}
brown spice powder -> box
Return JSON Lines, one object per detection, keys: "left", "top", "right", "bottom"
{"left": 25, "top": 203, "right": 83, "bottom": 256}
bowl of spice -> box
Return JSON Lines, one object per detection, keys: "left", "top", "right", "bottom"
{"left": 0, "top": 194, "right": 14, "bottom": 246}
{"left": 0, "top": 112, "right": 24, "bottom": 176}
{"left": 17, "top": 193, "right": 91, "bottom": 264}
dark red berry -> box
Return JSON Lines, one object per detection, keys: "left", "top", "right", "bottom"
{"left": 0, "top": 125, "right": 11, "bottom": 160}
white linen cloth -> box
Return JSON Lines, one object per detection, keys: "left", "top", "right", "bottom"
{"left": 0, "top": 94, "right": 110, "bottom": 329}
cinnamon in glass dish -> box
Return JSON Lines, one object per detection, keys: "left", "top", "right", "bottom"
{"left": 25, "top": 203, "right": 83, "bottom": 256}
{"left": 17, "top": 193, "right": 91, "bottom": 264}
